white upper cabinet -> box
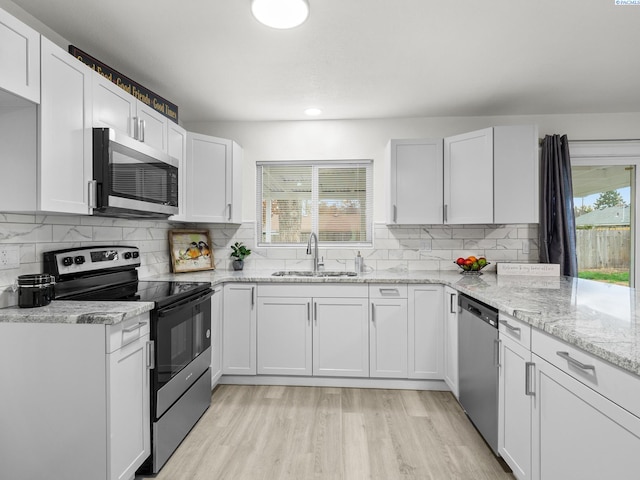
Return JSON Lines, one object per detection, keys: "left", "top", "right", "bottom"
{"left": 444, "top": 127, "right": 494, "bottom": 224}
{"left": 39, "top": 36, "right": 93, "bottom": 214}
{"left": 92, "top": 71, "right": 168, "bottom": 153}
{"left": 181, "top": 131, "right": 243, "bottom": 223}
{"left": 386, "top": 139, "right": 443, "bottom": 224}
{"left": 0, "top": 8, "right": 40, "bottom": 103}
{"left": 493, "top": 125, "right": 539, "bottom": 224}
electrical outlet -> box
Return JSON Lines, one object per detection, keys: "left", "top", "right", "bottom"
{"left": 0, "top": 245, "right": 20, "bottom": 270}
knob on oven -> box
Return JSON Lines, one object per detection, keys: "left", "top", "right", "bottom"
{"left": 124, "top": 252, "right": 132, "bottom": 260}
{"left": 62, "top": 256, "right": 73, "bottom": 266}
{"left": 206, "top": 329, "right": 211, "bottom": 339}
{"left": 74, "top": 256, "right": 85, "bottom": 265}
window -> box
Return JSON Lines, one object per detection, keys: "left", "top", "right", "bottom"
{"left": 257, "top": 160, "right": 373, "bottom": 246}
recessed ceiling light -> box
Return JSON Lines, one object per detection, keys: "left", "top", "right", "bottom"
{"left": 304, "top": 107, "right": 322, "bottom": 116}
{"left": 251, "top": 0, "right": 310, "bottom": 29}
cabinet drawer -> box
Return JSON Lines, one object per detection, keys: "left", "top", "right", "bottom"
{"left": 258, "top": 283, "right": 368, "bottom": 298}
{"left": 369, "top": 284, "right": 407, "bottom": 299}
{"left": 107, "top": 313, "right": 151, "bottom": 353}
{"left": 532, "top": 329, "right": 640, "bottom": 419}
{"left": 498, "top": 313, "right": 531, "bottom": 349}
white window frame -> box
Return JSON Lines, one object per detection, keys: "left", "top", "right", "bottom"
{"left": 256, "top": 159, "right": 373, "bottom": 248}
{"left": 570, "top": 140, "right": 640, "bottom": 287}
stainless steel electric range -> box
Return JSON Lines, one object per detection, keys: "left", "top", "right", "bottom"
{"left": 44, "top": 245, "right": 213, "bottom": 474}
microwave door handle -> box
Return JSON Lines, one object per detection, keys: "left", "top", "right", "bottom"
{"left": 88, "top": 180, "right": 97, "bottom": 209}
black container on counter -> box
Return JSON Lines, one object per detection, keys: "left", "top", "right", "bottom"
{"left": 18, "top": 274, "right": 55, "bottom": 308}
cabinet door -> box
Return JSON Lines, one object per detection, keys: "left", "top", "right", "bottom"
{"left": 223, "top": 284, "right": 256, "bottom": 375}
{"left": 108, "top": 334, "right": 151, "bottom": 480}
{"left": 136, "top": 101, "right": 168, "bottom": 153}
{"left": 210, "top": 285, "right": 223, "bottom": 386}
{"left": 257, "top": 297, "right": 312, "bottom": 375}
{"left": 313, "top": 297, "right": 369, "bottom": 377}
{"left": 443, "top": 286, "right": 459, "bottom": 396}
{"left": 444, "top": 128, "right": 493, "bottom": 224}
{"left": 499, "top": 334, "right": 532, "bottom": 480}
{"left": 0, "top": 8, "right": 40, "bottom": 103}
{"left": 493, "top": 125, "right": 539, "bottom": 224}
{"left": 92, "top": 71, "right": 136, "bottom": 136}
{"left": 532, "top": 355, "right": 640, "bottom": 480}
{"left": 370, "top": 298, "right": 408, "bottom": 378}
{"left": 407, "top": 285, "right": 443, "bottom": 379}
{"left": 186, "top": 132, "right": 231, "bottom": 222}
{"left": 39, "top": 37, "right": 92, "bottom": 214}
{"left": 387, "top": 139, "right": 443, "bottom": 224}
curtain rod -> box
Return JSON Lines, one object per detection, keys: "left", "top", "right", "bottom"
{"left": 538, "top": 138, "right": 640, "bottom": 146}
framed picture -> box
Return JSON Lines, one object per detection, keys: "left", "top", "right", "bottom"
{"left": 169, "top": 229, "right": 214, "bottom": 273}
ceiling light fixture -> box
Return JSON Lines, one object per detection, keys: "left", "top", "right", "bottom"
{"left": 251, "top": 0, "right": 310, "bottom": 29}
{"left": 304, "top": 107, "right": 322, "bottom": 116}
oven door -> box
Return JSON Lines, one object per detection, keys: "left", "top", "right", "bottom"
{"left": 154, "top": 289, "right": 213, "bottom": 418}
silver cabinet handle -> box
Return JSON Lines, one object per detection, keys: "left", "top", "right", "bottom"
{"left": 88, "top": 180, "right": 97, "bottom": 209}
{"left": 228, "top": 203, "right": 232, "bottom": 221}
{"left": 449, "top": 293, "right": 456, "bottom": 314}
{"left": 251, "top": 287, "right": 255, "bottom": 307}
{"left": 314, "top": 302, "right": 317, "bottom": 325}
{"left": 557, "top": 351, "right": 595, "bottom": 371}
{"left": 123, "top": 321, "right": 147, "bottom": 333}
{"left": 444, "top": 204, "right": 448, "bottom": 222}
{"left": 307, "top": 302, "right": 311, "bottom": 323}
{"left": 525, "top": 361, "right": 535, "bottom": 396}
{"left": 371, "top": 303, "right": 375, "bottom": 323}
{"left": 132, "top": 116, "right": 139, "bottom": 140}
{"left": 379, "top": 288, "right": 399, "bottom": 296}
{"left": 499, "top": 319, "right": 522, "bottom": 334}
{"left": 147, "top": 340, "right": 155, "bottom": 369}
{"left": 393, "top": 205, "right": 397, "bottom": 223}
{"left": 139, "top": 118, "right": 145, "bottom": 142}
{"left": 494, "top": 338, "right": 501, "bottom": 367}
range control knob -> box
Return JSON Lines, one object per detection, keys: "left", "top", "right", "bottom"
{"left": 124, "top": 252, "right": 132, "bottom": 260}
{"left": 132, "top": 251, "right": 139, "bottom": 259}
{"left": 74, "top": 256, "right": 85, "bottom": 265}
{"left": 62, "top": 256, "right": 74, "bottom": 267}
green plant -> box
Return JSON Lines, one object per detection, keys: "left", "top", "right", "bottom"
{"left": 230, "top": 242, "right": 251, "bottom": 261}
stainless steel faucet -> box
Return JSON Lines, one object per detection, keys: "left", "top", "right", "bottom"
{"left": 306, "top": 232, "right": 323, "bottom": 273}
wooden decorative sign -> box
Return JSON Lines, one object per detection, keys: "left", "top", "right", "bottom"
{"left": 68, "top": 45, "right": 179, "bottom": 123}
{"left": 497, "top": 263, "right": 560, "bottom": 276}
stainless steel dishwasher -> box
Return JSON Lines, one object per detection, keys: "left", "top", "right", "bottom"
{"left": 458, "top": 293, "right": 500, "bottom": 455}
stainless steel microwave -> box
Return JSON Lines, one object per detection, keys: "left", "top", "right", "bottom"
{"left": 92, "top": 128, "right": 179, "bottom": 218}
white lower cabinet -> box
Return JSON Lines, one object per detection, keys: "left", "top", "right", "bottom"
{"left": 498, "top": 314, "right": 533, "bottom": 480}
{"left": 369, "top": 285, "right": 408, "bottom": 378}
{"left": 407, "top": 285, "right": 443, "bottom": 379}
{"left": 443, "top": 286, "right": 458, "bottom": 396}
{"left": 0, "top": 314, "right": 152, "bottom": 480}
{"left": 530, "top": 329, "right": 640, "bottom": 480}
{"left": 256, "top": 284, "right": 369, "bottom": 378}
{"left": 210, "top": 285, "right": 223, "bottom": 386}
{"left": 222, "top": 283, "right": 256, "bottom": 375}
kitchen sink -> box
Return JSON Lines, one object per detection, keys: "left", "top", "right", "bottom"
{"left": 271, "top": 270, "right": 358, "bottom": 277}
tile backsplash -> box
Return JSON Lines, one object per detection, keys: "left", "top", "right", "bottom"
{"left": 0, "top": 214, "right": 538, "bottom": 307}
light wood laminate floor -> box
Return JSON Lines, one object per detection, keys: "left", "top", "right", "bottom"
{"left": 137, "top": 385, "right": 515, "bottom": 480}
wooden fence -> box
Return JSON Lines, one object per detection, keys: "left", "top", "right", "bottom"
{"left": 576, "top": 227, "right": 630, "bottom": 270}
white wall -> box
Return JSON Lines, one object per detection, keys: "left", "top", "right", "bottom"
{"left": 186, "top": 112, "right": 640, "bottom": 222}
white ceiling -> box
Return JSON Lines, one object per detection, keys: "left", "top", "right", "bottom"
{"left": 10, "top": 0, "right": 640, "bottom": 123}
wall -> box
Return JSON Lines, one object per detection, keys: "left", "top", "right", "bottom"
{"left": 1, "top": 112, "right": 639, "bottom": 307}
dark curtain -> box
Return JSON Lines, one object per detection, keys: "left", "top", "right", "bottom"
{"left": 539, "top": 134, "right": 578, "bottom": 277}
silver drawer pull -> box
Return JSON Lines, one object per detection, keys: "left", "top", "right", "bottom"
{"left": 557, "top": 351, "right": 595, "bottom": 371}
{"left": 379, "top": 288, "right": 399, "bottom": 295}
{"left": 123, "top": 321, "right": 147, "bottom": 333}
{"left": 499, "top": 319, "right": 521, "bottom": 334}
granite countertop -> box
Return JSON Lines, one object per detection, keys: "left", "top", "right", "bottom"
{"left": 148, "top": 269, "right": 640, "bottom": 378}
{"left": 0, "top": 300, "right": 154, "bottom": 325}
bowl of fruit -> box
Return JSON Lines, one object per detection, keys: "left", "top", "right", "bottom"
{"left": 454, "top": 256, "right": 489, "bottom": 275}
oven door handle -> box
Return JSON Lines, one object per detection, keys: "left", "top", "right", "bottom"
{"left": 157, "top": 289, "right": 214, "bottom": 317}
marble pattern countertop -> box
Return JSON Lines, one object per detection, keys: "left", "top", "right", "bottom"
{"left": 148, "top": 269, "right": 640, "bottom": 378}
{"left": 0, "top": 300, "right": 154, "bottom": 325}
